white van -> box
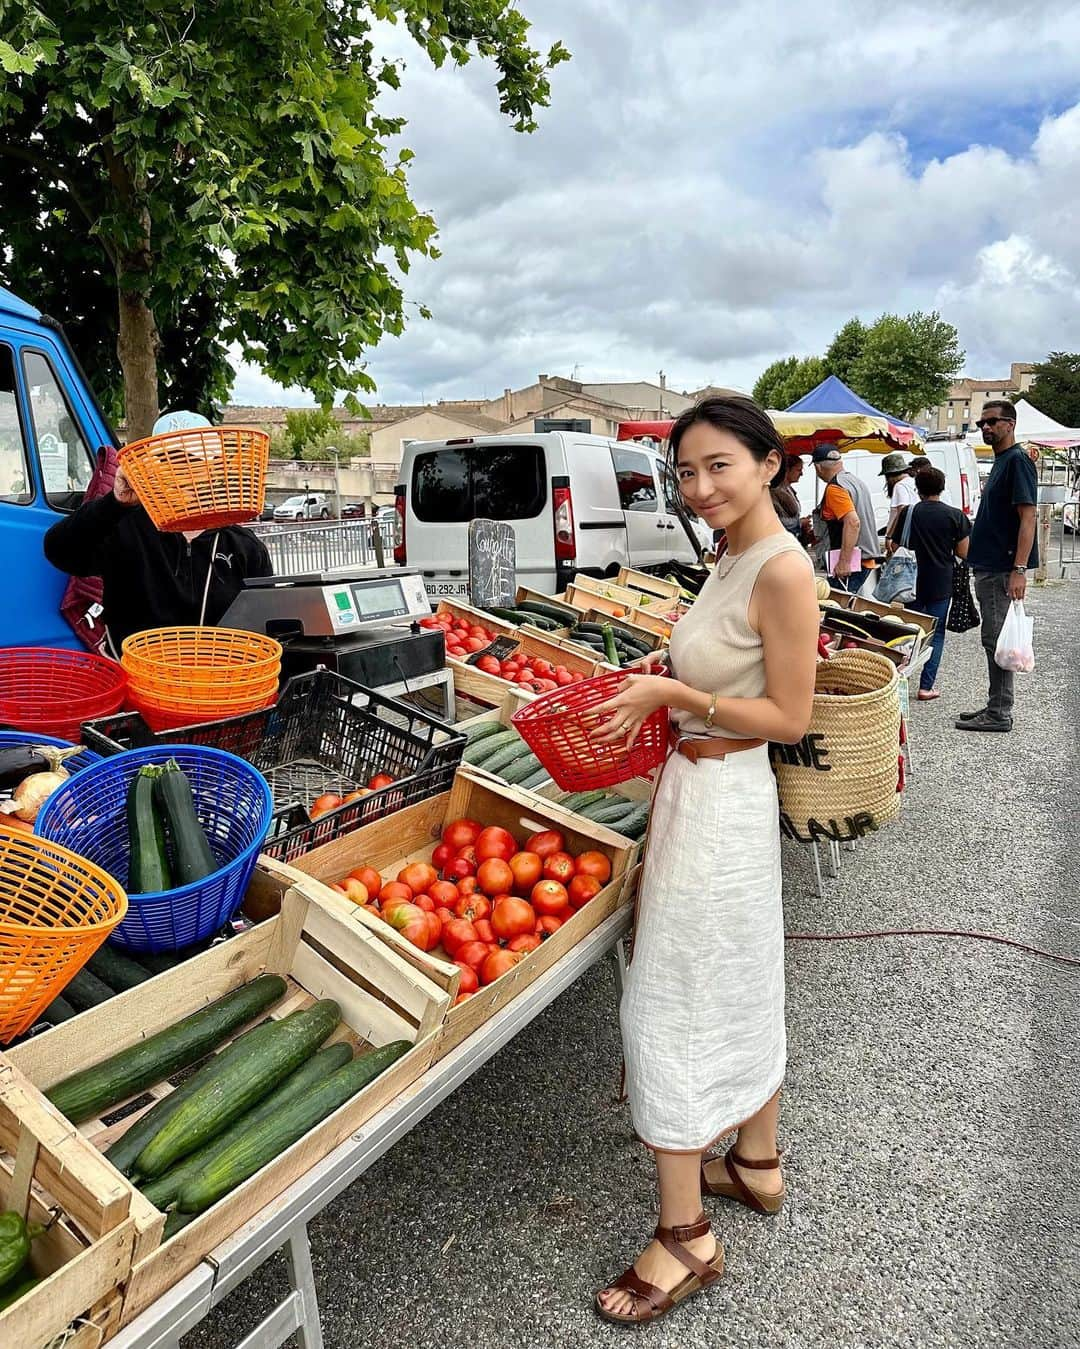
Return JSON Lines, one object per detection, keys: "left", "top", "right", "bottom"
{"left": 394, "top": 432, "right": 702, "bottom": 598}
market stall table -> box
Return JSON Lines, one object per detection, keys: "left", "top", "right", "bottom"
{"left": 106, "top": 906, "right": 631, "bottom": 1349}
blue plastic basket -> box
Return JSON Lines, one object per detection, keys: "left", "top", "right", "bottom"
{"left": 36, "top": 745, "right": 273, "bottom": 952}
{"left": 0, "top": 730, "right": 101, "bottom": 778}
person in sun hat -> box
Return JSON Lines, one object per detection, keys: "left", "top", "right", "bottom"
{"left": 43, "top": 409, "right": 271, "bottom": 654}
{"left": 880, "top": 451, "right": 917, "bottom": 558}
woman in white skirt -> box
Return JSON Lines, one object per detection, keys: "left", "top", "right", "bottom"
{"left": 594, "top": 396, "right": 819, "bottom": 1326}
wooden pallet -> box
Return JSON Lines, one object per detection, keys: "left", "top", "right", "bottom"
{"left": 6, "top": 885, "right": 449, "bottom": 1331}
{"left": 271, "top": 770, "right": 636, "bottom": 1059}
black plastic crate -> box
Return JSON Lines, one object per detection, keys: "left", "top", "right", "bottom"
{"left": 82, "top": 669, "right": 465, "bottom": 863}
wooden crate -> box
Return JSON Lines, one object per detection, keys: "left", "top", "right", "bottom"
{"left": 581, "top": 608, "right": 665, "bottom": 653}
{"left": 452, "top": 684, "right": 533, "bottom": 735}
{"left": 0, "top": 1058, "right": 137, "bottom": 1348}
{"left": 616, "top": 567, "right": 682, "bottom": 600}
{"left": 825, "top": 588, "right": 936, "bottom": 640}
{"left": 570, "top": 587, "right": 675, "bottom": 638}
{"left": 565, "top": 575, "right": 647, "bottom": 611}
{"left": 435, "top": 598, "right": 518, "bottom": 638}
{"left": 447, "top": 630, "right": 601, "bottom": 706}
{"left": 274, "top": 770, "right": 636, "bottom": 1058}
{"left": 6, "top": 885, "right": 449, "bottom": 1327}
{"left": 513, "top": 588, "right": 584, "bottom": 625}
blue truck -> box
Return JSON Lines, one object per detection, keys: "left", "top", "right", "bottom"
{"left": 0, "top": 285, "right": 117, "bottom": 647}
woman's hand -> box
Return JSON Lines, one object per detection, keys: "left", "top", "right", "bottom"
{"left": 627, "top": 649, "right": 666, "bottom": 675}
{"left": 113, "top": 465, "right": 138, "bottom": 506}
{"left": 592, "top": 673, "right": 674, "bottom": 750}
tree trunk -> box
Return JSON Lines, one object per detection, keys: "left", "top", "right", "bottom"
{"left": 116, "top": 269, "right": 161, "bottom": 441}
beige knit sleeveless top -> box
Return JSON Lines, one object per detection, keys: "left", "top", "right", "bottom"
{"left": 669, "top": 531, "right": 812, "bottom": 739}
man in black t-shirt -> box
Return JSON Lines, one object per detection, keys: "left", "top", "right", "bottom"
{"left": 957, "top": 400, "right": 1038, "bottom": 732}
{"left": 892, "top": 467, "right": 970, "bottom": 701}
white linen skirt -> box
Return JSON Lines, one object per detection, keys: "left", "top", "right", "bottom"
{"left": 620, "top": 744, "right": 786, "bottom": 1151}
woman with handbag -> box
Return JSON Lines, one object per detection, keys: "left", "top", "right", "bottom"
{"left": 592, "top": 396, "right": 819, "bottom": 1326}
{"left": 894, "top": 466, "right": 971, "bottom": 701}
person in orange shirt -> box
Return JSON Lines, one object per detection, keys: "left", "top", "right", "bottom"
{"left": 812, "top": 447, "right": 881, "bottom": 591}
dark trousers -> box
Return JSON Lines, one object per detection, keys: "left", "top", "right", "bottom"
{"left": 837, "top": 570, "right": 867, "bottom": 594}
{"left": 973, "top": 571, "right": 1014, "bottom": 721}
{"left": 913, "top": 597, "right": 950, "bottom": 691}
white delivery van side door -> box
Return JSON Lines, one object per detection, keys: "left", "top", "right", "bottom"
{"left": 610, "top": 444, "right": 667, "bottom": 568}
{"left": 654, "top": 455, "right": 705, "bottom": 563}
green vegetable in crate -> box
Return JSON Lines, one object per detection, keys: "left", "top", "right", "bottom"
{"left": 127, "top": 765, "right": 172, "bottom": 894}
{"left": 88, "top": 945, "right": 152, "bottom": 993}
{"left": 47, "top": 975, "right": 287, "bottom": 1124}
{"left": 176, "top": 1041, "right": 411, "bottom": 1214}
{"left": 461, "top": 720, "right": 506, "bottom": 746}
{"left": 41, "top": 996, "right": 76, "bottom": 1025}
{"left": 601, "top": 624, "right": 620, "bottom": 667}
{"left": 0, "top": 1211, "right": 42, "bottom": 1287}
{"left": 462, "top": 728, "right": 519, "bottom": 765}
{"left": 62, "top": 967, "right": 116, "bottom": 1011}
{"left": 0, "top": 1275, "right": 40, "bottom": 1311}
{"left": 141, "top": 1042, "right": 353, "bottom": 1211}
{"left": 0, "top": 743, "right": 83, "bottom": 792}
{"left": 514, "top": 600, "right": 573, "bottom": 625}
{"left": 163, "top": 1210, "right": 194, "bottom": 1239}
{"left": 153, "top": 759, "right": 218, "bottom": 885}
{"left": 134, "top": 999, "right": 342, "bottom": 1178}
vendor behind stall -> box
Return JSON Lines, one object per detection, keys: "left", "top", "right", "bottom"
{"left": 44, "top": 412, "right": 272, "bottom": 653}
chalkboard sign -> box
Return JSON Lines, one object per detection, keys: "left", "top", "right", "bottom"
{"left": 469, "top": 518, "right": 517, "bottom": 609}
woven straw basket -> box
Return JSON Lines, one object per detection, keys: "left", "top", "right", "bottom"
{"left": 773, "top": 649, "right": 901, "bottom": 844}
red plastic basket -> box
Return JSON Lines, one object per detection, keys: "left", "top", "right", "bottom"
{"left": 0, "top": 648, "right": 127, "bottom": 741}
{"left": 511, "top": 670, "right": 669, "bottom": 790}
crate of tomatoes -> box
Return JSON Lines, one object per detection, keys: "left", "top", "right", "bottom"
{"left": 276, "top": 767, "right": 636, "bottom": 1058}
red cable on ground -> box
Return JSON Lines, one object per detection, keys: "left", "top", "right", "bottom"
{"left": 785, "top": 928, "right": 1080, "bottom": 969}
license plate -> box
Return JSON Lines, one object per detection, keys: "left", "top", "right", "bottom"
{"left": 428, "top": 580, "right": 470, "bottom": 597}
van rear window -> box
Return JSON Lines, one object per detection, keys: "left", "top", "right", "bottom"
{"left": 411, "top": 445, "right": 546, "bottom": 522}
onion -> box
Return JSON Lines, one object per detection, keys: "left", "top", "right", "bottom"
{"left": 3, "top": 769, "right": 70, "bottom": 822}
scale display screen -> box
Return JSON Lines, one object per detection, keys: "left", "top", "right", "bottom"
{"left": 349, "top": 579, "right": 409, "bottom": 619}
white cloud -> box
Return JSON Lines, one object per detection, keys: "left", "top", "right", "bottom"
{"left": 232, "top": 1, "right": 1080, "bottom": 406}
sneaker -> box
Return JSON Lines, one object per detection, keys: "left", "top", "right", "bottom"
{"left": 957, "top": 707, "right": 988, "bottom": 721}
{"left": 954, "top": 712, "right": 1012, "bottom": 733}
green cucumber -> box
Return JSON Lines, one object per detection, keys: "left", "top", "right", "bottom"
{"left": 519, "top": 766, "right": 551, "bottom": 790}
{"left": 486, "top": 606, "right": 528, "bottom": 625}
{"left": 47, "top": 975, "right": 287, "bottom": 1124}
{"left": 127, "top": 764, "right": 172, "bottom": 894}
{"left": 600, "top": 624, "right": 620, "bottom": 667}
{"left": 518, "top": 613, "right": 560, "bottom": 631}
{"left": 0, "top": 1275, "right": 39, "bottom": 1311}
{"left": 89, "top": 945, "right": 152, "bottom": 993}
{"left": 63, "top": 967, "right": 115, "bottom": 1011}
{"left": 500, "top": 752, "right": 543, "bottom": 785}
{"left": 177, "top": 1042, "right": 411, "bottom": 1214}
{"left": 42, "top": 996, "right": 77, "bottom": 1024}
{"left": 463, "top": 728, "right": 519, "bottom": 765}
{"left": 588, "top": 800, "right": 641, "bottom": 826}
{"left": 134, "top": 1000, "right": 341, "bottom": 1178}
{"left": 575, "top": 795, "right": 622, "bottom": 820}
{"left": 153, "top": 759, "right": 218, "bottom": 885}
{"left": 163, "top": 1209, "right": 195, "bottom": 1239}
{"left": 461, "top": 720, "right": 506, "bottom": 745}
{"left": 141, "top": 1043, "right": 353, "bottom": 1211}
{"left": 558, "top": 790, "right": 609, "bottom": 813}
{"left": 515, "top": 600, "right": 574, "bottom": 624}
{"left": 615, "top": 802, "right": 651, "bottom": 839}
{"left": 135, "top": 950, "right": 186, "bottom": 976}
{"left": 478, "top": 739, "right": 532, "bottom": 776}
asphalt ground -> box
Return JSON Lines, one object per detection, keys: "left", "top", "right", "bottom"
{"left": 184, "top": 577, "right": 1079, "bottom": 1349}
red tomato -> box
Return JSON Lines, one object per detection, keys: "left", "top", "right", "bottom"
{"left": 378, "top": 880, "right": 413, "bottom": 906}
{"left": 457, "top": 876, "right": 479, "bottom": 896}
{"left": 568, "top": 874, "right": 603, "bottom": 909}
{"left": 542, "top": 851, "right": 575, "bottom": 885}
{"left": 475, "top": 826, "right": 516, "bottom": 863}
{"left": 525, "top": 829, "right": 566, "bottom": 860}
{"left": 477, "top": 857, "right": 514, "bottom": 896}
{"left": 441, "top": 917, "right": 479, "bottom": 957}
{"left": 456, "top": 940, "right": 490, "bottom": 972}
{"left": 330, "top": 882, "right": 347, "bottom": 894}
{"left": 454, "top": 992, "right": 473, "bottom": 1005}
{"left": 508, "top": 932, "right": 541, "bottom": 953}
{"left": 508, "top": 851, "right": 543, "bottom": 893}
{"left": 398, "top": 861, "right": 437, "bottom": 894}
{"left": 383, "top": 902, "right": 431, "bottom": 949}
{"left": 455, "top": 845, "right": 478, "bottom": 867}
{"left": 531, "top": 879, "right": 570, "bottom": 917}
{"left": 468, "top": 625, "right": 491, "bottom": 640}
{"left": 310, "top": 792, "right": 343, "bottom": 820}
{"left": 432, "top": 842, "right": 454, "bottom": 871}
{"left": 436, "top": 905, "right": 455, "bottom": 928}
{"left": 465, "top": 636, "right": 487, "bottom": 652}
{"left": 453, "top": 962, "right": 480, "bottom": 995}
{"left": 477, "top": 656, "right": 501, "bottom": 675}
{"left": 574, "top": 851, "right": 612, "bottom": 885}
{"left": 532, "top": 678, "right": 558, "bottom": 693}
{"left": 428, "top": 879, "right": 459, "bottom": 907}
{"left": 454, "top": 892, "right": 490, "bottom": 923}
{"left": 340, "top": 878, "right": 369, "bottom": 905}
{"left": 531, "top": 660, "right": 554, "bottom": 677}
{"left": 491, "top": 895, "right": 536, "bottom": 941}
{"left": 442, "top": 818, "right": 483, "bottom": 851}
{"left": 444, "top": 856, "right": 476, "bottom": 883}
{"left": 348, "top": 866, "right": 383, "bottom": 896}
{"left": 480, "top": 948, "right": 524, "bottom": 986}
{"left": 419, "top": 616, "right": 439, "bottom": 629}
{"left": 536, "top": 914, "right": 564, "bottom": 938}
{"left": 474, "top": 917, "right": 496, "bottom": 946}
{"left": 368, "top": 773, "right": 396, "bottom": 791}
{"left": 413, "top": 893, "right": 435, "bottom": 913}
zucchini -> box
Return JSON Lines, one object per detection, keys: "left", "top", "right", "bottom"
{"left": 141, "top": 1043, "right": 353, "bottom": 1210}
{"left": 519, "top": 613, "right": 560, "bottom": 631}
{"left": 460, "top": 720, "right": 506, "bottom": 745}
{"left": 47, "top": 974, "right": 287, "bottom": 1124}
{"left": 42, "top": 996, "right": 77, "bottom": 1024}
{"left": 177, "top": 1041, "right": 411, "bottom": 1214}
{"left": 575, "top": 795, "right": 623, "bottom": 820}
{"left": 588, "top": 800, "right": 641, "bottom": 826}
{"left": 515, "top": 600, "right": 574, "bottom": 624}
{"left": 500, "top": 752, "right": 543, "bottom": 785}
{"left": 519, "top": 766, "right": 551, "bottom": 790}
{"left": 135, "top": 949, "right": 187, "bottom": 976}
{"left": 486, "top": 606, "right": 527, "bottom": 625}
{"left": 154, "top": 759, "right": 218, "bottom": 885}
{"left": 559, "top": 790, "right": 609, "bottom": 813}
{"left": 63, "top": 967, "right": 115, "bottom": 1011}
{"left": 600, "top": 624, "right": 620, "bottom": 667}
{"left": 134, "top": 999, "right": 341, "bottom": 1178}
{"left": 127, "top": 764, "right": 172, "bottom": 894}
{"left": 463, "top": 729, "right": 519, "bottom": 765}
{"left": 616, "top": 802, "right": 651, "bottom": 839}
{"left": 163, "top": 1209, "right": 195, "bottom": 1239}
{"left": 0, "top": 1275, "right": 39, "bottom": 1311}
{"left": 89, "top": 945, "right": 152, "bottom": 993}
{"left": 478, "top": 739, "right": 532, "bottom": 777}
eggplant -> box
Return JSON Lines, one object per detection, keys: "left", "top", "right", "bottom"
{"left": 0, "top": 744, "right": 82, "bottom": 792}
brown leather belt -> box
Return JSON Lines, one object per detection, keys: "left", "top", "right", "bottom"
{"left": 669, "top": 726, "right": 765, "bottom": 764}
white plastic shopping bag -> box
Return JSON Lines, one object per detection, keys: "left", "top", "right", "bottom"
{"left": 994, "top": 599, "right": 1035, "bottom": 673}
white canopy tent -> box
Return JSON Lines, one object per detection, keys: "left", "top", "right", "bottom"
{"left": 965, "top": 398, "right": 1080, "bottom": 448}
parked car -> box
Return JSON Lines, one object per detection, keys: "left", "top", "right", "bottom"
{"left": 394, "top": 432, "right": 702, "bottom": 598}
{"left": 273, "top": 493, "right": 332, "bottom": 521}
{"left": 340, "top": 501, "right": 366, "bottom": 519}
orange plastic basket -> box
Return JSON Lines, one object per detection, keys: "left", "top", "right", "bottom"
{"left": 119, "top": 426, "right": 270, "bottom": 531}
{"left": 0, "top": 829, "right": 128, "bottom": 1042}
{"left": 121, "top": 627, "right": 282, "bottom": 684}
{"left": 129, "top": 686, "right": 278, "bottom": 733}
{"left": 125, "top": 666, "right": 281, "bottom": 701}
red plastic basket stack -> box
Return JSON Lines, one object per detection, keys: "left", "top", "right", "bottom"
{"left": 0, "top": 648, "right": 126, "bottom": 741}
{"left": 511, "top": 669, "right": 669, "bottom": 790}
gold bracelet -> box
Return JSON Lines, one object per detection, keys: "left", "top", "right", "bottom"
{"left": 704, "top": 692, "right": 719, "bottom": 728}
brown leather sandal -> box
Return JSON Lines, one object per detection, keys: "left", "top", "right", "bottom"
{"left": 701, "top": 1146, "right": 785, "bottom": 1215}
{"left": 594, "top": 1213, "right": 724, "bottom": 1326}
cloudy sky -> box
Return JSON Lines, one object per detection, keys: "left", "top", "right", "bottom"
{"left": 232, "top": 0, "right": 1080, "bottom": 407}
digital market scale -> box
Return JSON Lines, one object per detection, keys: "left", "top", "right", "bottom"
{"left": 220, "top": 568, "right": 455, "bottom": 718}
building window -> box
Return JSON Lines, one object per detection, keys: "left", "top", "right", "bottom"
{"left": 947, "top": 407, "right": 954, "bottom": 420}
